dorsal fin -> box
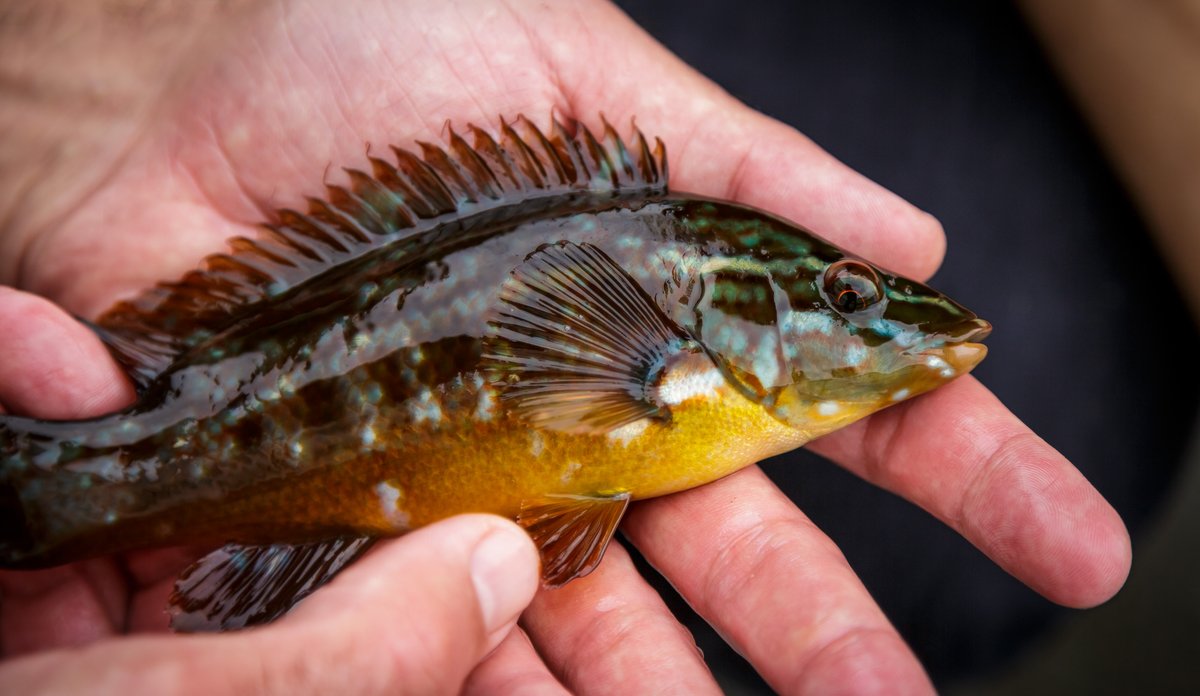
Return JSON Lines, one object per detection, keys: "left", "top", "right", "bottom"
{"left": 95, "top": 115, "right": 668, "bottom": 390}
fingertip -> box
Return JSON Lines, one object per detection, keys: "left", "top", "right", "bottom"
{"left": 959, "top": 430, "right": 1134, "bottom": 609}
{"left": 258, "top": 515, "right": 539, "bottom": 694}
{"left": 1052, "top": 498, "right": 1132, "bottom": 609}
{"left": 0, "top": 286, "right": 134, "bottom": 419}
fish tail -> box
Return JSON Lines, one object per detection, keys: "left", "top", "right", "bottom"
{"left": 0, "top": 415, "right": 39, "bottom": 567}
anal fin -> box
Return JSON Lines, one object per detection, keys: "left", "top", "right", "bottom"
{"left": 169, "top": 536, "right": 374, "bottom": 632}
{"left": 517, "top": 492, "right": 631, "bottom": 587}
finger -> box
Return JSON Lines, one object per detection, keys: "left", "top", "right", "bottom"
{"left": 522, "top": 542, "right": 721, "bottom": 696}
{"left": 0, "top": 515, "right": 539, "bottom": 695}
{"left": 808, "top": 376, "right": 1132, "bottom": 608}
{"left": 0, "top": 286, "right": 133, "bottom": 419}
{"left": 517, "top": 0, "right": 948, "bottom": 280}
{"left": 624, "top": 467, "right": 934, "bottom": 696}
{"left": 463, "top": 627, "right": 568, "bottom": 696}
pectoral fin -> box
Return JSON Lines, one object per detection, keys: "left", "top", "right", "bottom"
{"left": 169, "top": 536, "right": 374, "bottom": 632}
{"left": 517, "top": 491, "right": 631, "bottom": 587}
{"left": 484, "top": 241, "right": 689, "bottom": 434}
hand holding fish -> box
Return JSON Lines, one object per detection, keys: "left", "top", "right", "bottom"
{"left": 0, "top": 0, "right": 1131, "bottom": 694}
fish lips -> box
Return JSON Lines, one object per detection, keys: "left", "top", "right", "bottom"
{"left": 914, "top": 317, "right": 992, "bottom": 376}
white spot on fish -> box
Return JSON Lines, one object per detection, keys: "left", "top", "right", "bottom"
{"left": 475, "top": 387, "right": 496, "bottom": 422}
{"left": 607, "top": 419, "right": 649, "bottom": 446}
{"left": 781, "top": 310, "right": 836, "bottom": 337}
{"left": 361, "top": 425, "right": 377, "bottom": 447}
{"left": 530, "top": 431, "right": 545, "bottom": 457}
{"left": 817, "top": 401, "right": 840, "bottom": 416}
{"left": 65, "top": 455, "right": 125, "bottom": 482}
{"left": 751, "top": 331, "right": 782, "bottom": 388}
{"left": 375, "top": 481, "right": 411, "bottom": 528}
{"left": 926, "top": 355, "right": 956, "bottom": 378}
{"left": 891, "top": 388, "right": 911, "bottom": 401}
{"left": 290, "top": 440, "right": 304, "bottom": 457}
{"left": 561, "top": 461, "right": 582, "bottom": 484}
{"left": 657, "top": 354, "right": 726, "bottom": 406}
{"left": 844, "top": 343, "right": 868, "bottom": 367}
{"left": 408, "top": 389, "right": 444, "bottom": 424}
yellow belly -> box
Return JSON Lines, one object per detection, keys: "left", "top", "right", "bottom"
{"left": 334, "top": 379, "right": 810, "bottom": 533}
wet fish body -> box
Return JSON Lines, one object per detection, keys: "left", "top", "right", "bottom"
{"left": 0, "top": 116, "right": 989, "bottom": 630}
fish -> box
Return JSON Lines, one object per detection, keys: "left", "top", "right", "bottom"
{"left": 0, "top": 115, "right": 990, "bottom": 631}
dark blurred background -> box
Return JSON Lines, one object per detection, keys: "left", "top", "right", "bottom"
{"left": 614, "top": 0, "right": 1200, "bottom": 692}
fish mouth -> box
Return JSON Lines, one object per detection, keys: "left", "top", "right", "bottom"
{"left": 922, "top": 318, "right": 992, "bottom": 376}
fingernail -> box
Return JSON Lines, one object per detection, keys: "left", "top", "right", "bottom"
{"left": 470, "top": 525, "right": 538, "bottom": 634}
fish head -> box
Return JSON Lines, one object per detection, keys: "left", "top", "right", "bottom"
{"left": 683, "top": 202, "right": 990, "bottom": 436}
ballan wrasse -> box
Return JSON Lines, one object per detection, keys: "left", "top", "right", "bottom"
{"left": 0, "top": 116, "right": 991, "bottom": 631}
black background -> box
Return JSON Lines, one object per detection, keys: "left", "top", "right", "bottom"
{"left": 614, "top": 0, "right": 1200, "bottom": 691}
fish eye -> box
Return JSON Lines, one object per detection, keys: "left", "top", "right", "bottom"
{"left": 822, "top": 260, "right": 882, "bottom": 314}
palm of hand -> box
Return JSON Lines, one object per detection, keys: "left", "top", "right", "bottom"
{"left": 0, "top": 1, "right": 1129, "bottom": 693}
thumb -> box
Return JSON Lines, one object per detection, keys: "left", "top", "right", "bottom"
{"left": 0, "top": 515, "right": 541, "bottom": 696}
{"left": 262, "top": 514, "right": 542, "bottom": 694}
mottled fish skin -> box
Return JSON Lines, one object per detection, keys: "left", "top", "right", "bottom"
{"left": 0, "top": 117, "right": 989, "bottom": 612}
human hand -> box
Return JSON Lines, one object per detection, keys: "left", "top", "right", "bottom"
{"left": 0, "top": 0, "right": 1131, "bottom": 693}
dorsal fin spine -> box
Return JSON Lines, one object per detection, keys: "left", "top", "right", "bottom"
{"left": 345, "top": 167, "right": 412, "bottom": 229}
{"left": 601, "top": 116, "right": 637, "bottom": 183}
{"left": 281, "top": 206, "right": 344, "bottom": 250}
{"left": 578, "top": 124, "right": 614, "bottom": 187}
{"left": 391, "top": 147, "right": 456, "bottom": 214}
{"left": 447, "top": 128, "right": 502, "bottom": 199}
{"left": 370, "top": 156, "right": 434, "bottom": 219}
{"left": 417, "top": 140, "right": 476, "bottom": 205}
{"left": 502, "top": 119, "right": 549, "bottom": 189}
{"left": 632, "top": 130, "right": 657, "bottom": 183}
{"left": 551, "top": 118, "right": 590, "bottom": 187}
{"left": 262, "top": 222, "right": 327, "bottom": 262}
{"left": 308, "top": 196, "right": 373, "bottom": 243}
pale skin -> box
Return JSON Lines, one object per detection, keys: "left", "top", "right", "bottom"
{"left": 0, "top": 0, "right": 1132, "bottom": 694}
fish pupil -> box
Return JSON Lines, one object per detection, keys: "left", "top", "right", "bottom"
{"left": 836, "top": 289, "right": 863, "bottom": 312}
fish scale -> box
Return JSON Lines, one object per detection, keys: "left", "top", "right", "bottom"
{"left": 0, "top": 115, "right": 990, "bottom": 631}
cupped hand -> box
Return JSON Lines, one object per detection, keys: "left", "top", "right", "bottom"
{"left": 0, "top": 0, "right": 1131, "bottom": 693}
